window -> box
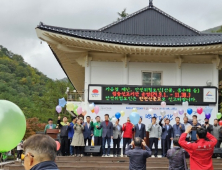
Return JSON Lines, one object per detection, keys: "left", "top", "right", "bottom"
{"left": 142, "top": 72, "right": 162, "bottom": 86}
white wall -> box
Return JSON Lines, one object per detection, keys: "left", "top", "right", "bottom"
{"left": 90, "top": 61, "right": 123, "bottom": 84}
{"left": 90, "top": 62, "right": 216, "bottom": 87}
{"left": 128, "top": 62, "right": 176, "bottom": 85}
{"left": 181, "top": 64, "right": 213, "bottom": 86}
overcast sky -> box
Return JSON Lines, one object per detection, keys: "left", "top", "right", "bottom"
{"left": 0, "top": 0, "right": 222, "bottom": 80}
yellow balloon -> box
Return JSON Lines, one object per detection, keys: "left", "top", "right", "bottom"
{"left": 66, "top": 103, "right": 74, "bottom": 111}
{"left": 120, "top": 110, "right": 125, "bottom": 117}
{"left": 21, "top": 154, "right": 25, "bottom": 160}
{"left": 132, "top": 108, "right": 138, "bottom": 112}
{"left": 91, "top": 109, "right": 95, "bottom": 113}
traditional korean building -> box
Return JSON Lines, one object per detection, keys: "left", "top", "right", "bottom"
{"left": 36, "top": 1, "right": 222, "bottom": 124}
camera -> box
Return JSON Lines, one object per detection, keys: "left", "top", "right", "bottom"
{"left": 191, "top": 126, "right": 198, "bottom": 131}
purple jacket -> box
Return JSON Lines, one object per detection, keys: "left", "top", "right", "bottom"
{"left": 167, "top": 146, "right": 187, "bottom": 170}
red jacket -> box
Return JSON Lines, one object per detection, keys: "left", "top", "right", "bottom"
{"left": 179, "top": 132, "right": 217, "bottom": 170}
{"left": 122, "top": 122, "right": 134, "bottom": 138}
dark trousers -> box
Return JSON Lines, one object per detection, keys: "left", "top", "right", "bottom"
{"left": 123, "top": 138, "right": 132, "bottom": 155}
{"left": 60, "top": 137, "right": 69, "bottom": 156}
{"left": 113, "top": 137, "right": 121, "bottom": 155}
{"left": 17, "top": 150, "right": 23, "bottom": 159}
{"left": 149, "top": 138, "right": 158, "bottom": 157}
{"left": 102, "top": 137, "right": 111, "bottom": 155}
{"left": 94, "top": 137, "right": 102, "bottom": 146}
{"left": 84, "top": 137, "right": 91, "bottom": 146}
{"left": 75, "top": 146, "right": 84, "bottom": 155}
{"left": 216, "top": 140, "right": 222, "bottom": 148}
{"left": 69, "top": 138, "right": 75, "bottom": 155}
{"left": 161, "top": 137, "right": 171, "bottom": 157}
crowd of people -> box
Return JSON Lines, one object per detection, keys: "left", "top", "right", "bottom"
{"left": 19, "top": 112, "right": 222, "bottom": 170}
{"left": 43, "top": 112, "right": 222, "bottom": 159}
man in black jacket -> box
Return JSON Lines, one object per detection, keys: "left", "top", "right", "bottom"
{"left": 23, "top": 134, "right": 59, "bottom": 170}
{"left": 57, "top": 116, "right": 70, "bottom": 156}
{"left": 126, "top": 137, "right": 151, "bottom": 170}
{"left": 201, "top": 118, "right": 213, "bottom": 134}
{"left": 159, "top": 116, "right": 173, "bottom": 157}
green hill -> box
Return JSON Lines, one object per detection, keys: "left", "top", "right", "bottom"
{"left": 0, "top": 45, "right": 74, "bottom": 123}
{"left": 203, "top": 25, "right": 222, "bottom": 33}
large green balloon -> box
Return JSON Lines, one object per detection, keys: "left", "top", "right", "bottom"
{"left": 217, "top": 112, "right": 222, "bottom": 119}
{"left": 0, "top": 100, "right": 26, "bottom": 152}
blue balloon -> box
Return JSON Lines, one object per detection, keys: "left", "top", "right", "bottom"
{"left": 129, "top": 112, "right": 140, "bottom": 125}
{"left": 59, "top": 97, "right": 67, "bottom": 107}
{"left": 203, "top": 106, "right": 213, "bottom": 115}
{"left": 115, "top": 112, "right": 121, "bottom": 119}
{"left": 187, "top": 108, "right": 193, "bottom": 115}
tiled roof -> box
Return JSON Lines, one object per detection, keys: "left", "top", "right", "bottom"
{"left": 99, "top": 5, "right": 200, "bottom": 36}
{"left": 37, "top": 23, "right": 222, "bottom": 47}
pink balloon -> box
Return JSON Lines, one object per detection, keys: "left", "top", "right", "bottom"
{"left": 94, "top": 106, "right": 99, "bottom": 114}
{"left": 77, "top": 107, "right": 82, "bottom": 115}
{"left": 82, "top": 110, "right": 87, "bottom": 116}
{"left": 173, "top": 111, "right": 178, "bottom": 117}
{"left": 55, "top": 141, "right": 60, "bottom": 151}
{"left": 197, "top": 107, "right": 203, "bottom": 115}
{"left": 56, "top": 105, "right": 62, "bottom": 113}
{"left": 161, "top": 101, "right": 166, "bottom": 108}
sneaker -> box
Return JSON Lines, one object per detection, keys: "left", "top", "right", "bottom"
{"left": 16, "top": 158, "right": 19, "bottom": 161}
{"left": 77, "top": 154, "right": 80, "bottom": 157}
{"left": 102, "top": 154, "right": 105, "bottom": 157}
{"left": 73, "top": 154, "right": 76, "bottom": 157}
{"left": 80, "top": 154, "right": 83, "bottom": 157}
{"left": 107, "top": 154, "right": 110, "bottom": 157}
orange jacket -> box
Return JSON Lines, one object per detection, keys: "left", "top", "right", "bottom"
{"left": 179, "top": 132, "right": 217, "bottom": 170}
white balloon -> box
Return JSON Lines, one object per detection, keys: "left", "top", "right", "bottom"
{"left": 160, "top": 110, "right": 166, "bottom": 116}
{"left": 89, "top": 104, "right": 94, "bottom": 110}
{"left": 182, "top": 101, "right": 189, "bottom": 108}
{"left": 148, "top": 109, "right": 154, "bottom": 114}
{"left": 111, "top": 117, "right": 117, "bottom": 124}
{"left": 161, "top": 101, "right": 166, "bottom": 108}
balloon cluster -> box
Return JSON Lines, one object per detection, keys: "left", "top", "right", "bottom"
{"left": 89, "top": 103, "right": 99, "bottom": 114}
{"left": 203, "top": 106, "right": 213, "bottom": 119}
{"left": 56, "top": 97, "right": 67, "bottom": 113}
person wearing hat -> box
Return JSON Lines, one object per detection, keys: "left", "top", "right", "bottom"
{"left": 147, "top": 116, "right": 162, "bottom": 157}
{"left": 159, "top": 116, "right": 173, "bottom": 157}
{"left": 201, "top": 118, "right": 213, "bottom": 134}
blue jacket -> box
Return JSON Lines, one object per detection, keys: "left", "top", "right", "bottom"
{"left": 30, "top": 161, "right": 59, "bottom": 170}
{"left": 126, "top": 145, "right": 151, "bottom": 170}
{"left": 83, "top": 122, "right": 93, "bottom": 139}
{"left": 172, "top": 123, "right": 185, "bottom": 137}
{"left": 159, "top": 118, "right": 173, "bottom": 139}
{"left": 68, "top": 122, "right": 75, "bottom": 139}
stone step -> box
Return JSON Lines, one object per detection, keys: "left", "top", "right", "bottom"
{"left": 4, "top": 165, "right": 222, "bottom": 170}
